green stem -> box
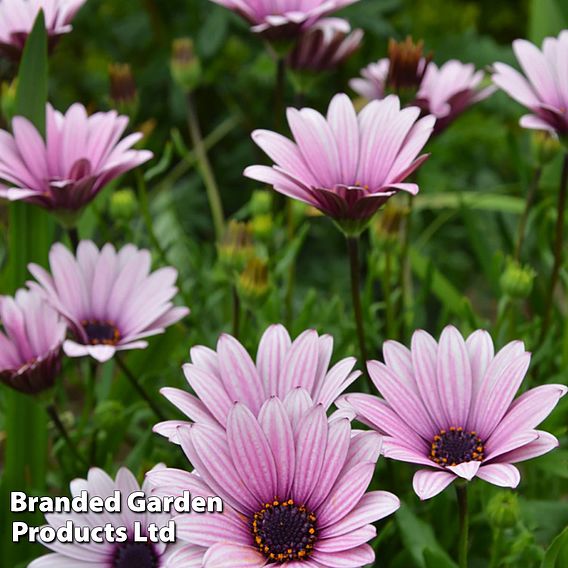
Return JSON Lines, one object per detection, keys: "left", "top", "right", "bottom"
{"left": 456, "top": 484, "right": 470, "bottom": 568}
{"left": 398, "top": 194, "right": 414, "bottom": 341}
{"left": 347, "top": 236, "right": 369, "bottom": 377}
{"left": 542, "top": 153, "right": 568, "bottom": 339}
{"left": 186, "top": 92, "right": 225, "bottom": 241}
{"left": 514, "top": 166, "right": 542, "bottom": 261}
{"left": 67, "top": 226, "right": 79, "bottom": 253}
{"left": 46, "top": 403, "right": 88, "bottom": 468}
{"left": 115, "top": 356, "right": 165, "bottom": 421}
{"left": 384, "top": 246, "right": 394, "bottom": 338}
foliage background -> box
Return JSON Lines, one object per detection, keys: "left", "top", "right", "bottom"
{"left": 0, "top": 0, "right": 567, "bottom": 566}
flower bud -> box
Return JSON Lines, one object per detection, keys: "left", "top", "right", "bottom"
{"left": 250, "top": 190, "right": 273, "bottom": 216}
{"left": 0, "top": 78, "right": 17, "bottom": 123}
{"left": 109, "top": 188, "right": 138, "bottom": 221}
{"left": 218, "top": 220, "right": 255, "bottom": 273}
{"left": 372, "top": 201, "right": 408, "bottom": 246}
{"left": 109, "top": 63, "right": 139, "bottom": 119}
{"left": 171, "top": 38, "right": 202, "bottom": 93}
{"left": 531, "top": 131, "right": 562, "bottom": 166}
{"left": 238, "top": 257, "right": 270, "bottom": 304}
{"left": 252, "top": 213, "right": 274, "bottom": 240}
{"left": 487, "top": 492, "right": 520, "bottom": 530}
{"left": 500, "top": 258, "right": 536, "bottom": 299}
{"left": 387, "top": 36, "right": 432, "bottom": 96}
{"left": 94, "top": 400, "right": 126, "bottom": 430}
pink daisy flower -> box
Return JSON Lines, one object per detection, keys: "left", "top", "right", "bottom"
{"left": 0, "top": 103, "right": 152, "bottom": 225}
{"left": 492, "top": 31, "right": 568, "bottom": 135}
{"left": 244, "top": 93, "right": 434, "bottom": 235}
{"left": 29, "top": 466, "right": 180, "bottom": 568}
{"left": 28, "top": 241, "right": 190, "bottom": 363}
{"left": 0, "top": 0, "right": 86, "bottom": 58}
{"left": 340, "top": 326, "right": 567, "bottom": 500}
{"left": 148, "top": 402, "right": 400, "bottom": 567}
{"left": 210, "top": 0, "right": 359, "bottom": 41}
{"left": 154, "top": 324, "right": 360, "bottom": 442}
{"left": 0, "top": 287, "right": 66, "bottom": 394}
{"left": 287, "top": 18, "right": 363, "bottom": 73}
{"left": 350, "top": 59, "right": 493, "bottom": 133}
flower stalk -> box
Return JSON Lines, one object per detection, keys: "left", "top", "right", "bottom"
{"left": 514, "top": 166, "right": 542, "bottom": 261}
{"left": 542, "top": 153, "right": 568, "bottom": 338}
{"left": 346, "top": 236, "right": 369, "bottom": 379}
{"left": 46, "top": 402, "right": 88, "bottom": 468}
{"left": 186, "top": 92, "right": 225, "bottom": 241}
{"left": 456, "top": 483, "right": 469, "bottom": 568}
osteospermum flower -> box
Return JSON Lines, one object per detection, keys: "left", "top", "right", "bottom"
{"left": 154, "top": 324, "right": 360, "bottom": 441}
{"left": 287, "top": 18, "right": 363, "bottom": 73}
{"left": 210, "top": 0, "right": 359, "bottom": 41}
{"left": 148, "top": 402, "right": 400, "bottom": 567}
{"left": 0, "top": 288, "right": 66, "bottom": 394}
{"left": 28, "top": 241, "right": 189, "bottom": 363}
{"left": 244, "top": 93, "right": 434, "bottom": 234}
{"left": 340, "top": 326, "right": 567, "bottom": 500}
{"left": 29, "top": 466, "right": 179, "bottom": 568}
{"left": 0, "top": 103, "right": 152, "bottom": 225}
{"left": 0, "top": 0, "right": 86, "bottom": 58}
{"left": 351, "top": 59, "right": 493, "bottom": 133}
{"left": 492, "top": 31, "right": 568, "bottom": 135}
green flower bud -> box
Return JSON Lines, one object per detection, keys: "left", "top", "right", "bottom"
{"left": 94, "top": 401, "right": 126, "bottom": 430}
{"left": 532, "top": 131, "right": 562, "bottom": 166}
{"left": 250, "top": 190, "right": 273, "bottom": 216}
{"left": 171, "top": 38, "right": 202, "bottom": 93}
{"left": 109, "top": 188, "right": 138, "bottom": 221}
{"left": 237, "top": 257, "right": 270, "bottom": 305}
{"left": 218, "top": 220, "right": 255, "bottom": 273}
{"left": 500, "top": 258, "right": 536, "bottom": 300}
{"left": 109, "top": 63, "right": 139, "bottom": 120}
{"left": 487, "top": 491, "right": 520, "bottom": 530}
{"left": 252, "top": 214, "right": 274, "bottom": 240}
{"left": 372, "top": 201, "right": 408, "bottom": 246}
{"left": 1, "top": 78, "right": 17, "bottom": 123}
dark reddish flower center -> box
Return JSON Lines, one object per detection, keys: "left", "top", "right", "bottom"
{"left": 430, "top": 427, "right": 485, "bottom": 467}
{"left": 82, "top": 319, "right": 121, "bottom": 346}
{"left": 112, "top": 541, "right": 159, "bottom": 568}
{"left": 252, "top": 498, "right": 317, "bottom": 563}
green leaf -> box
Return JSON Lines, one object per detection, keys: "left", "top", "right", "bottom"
{"left": 542, "top": 526, "right": 568, "bottom": 568}
{"left": 397, "top": 504, "right": 457, "bottom": 568}
{"left": 0, "top": 11, "right": 51, "bottom": 567}
{"left": 424, "top": 548, "right": 459, "bottom": 568}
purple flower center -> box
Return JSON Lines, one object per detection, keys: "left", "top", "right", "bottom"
{"left": 252, "top": 498, "right": 317, "bottom": 562}
{"left": 82, "top": 319, "right": 121, "bottom": 346}
{"left": 430, "top": 427, "right": 485, "bottom": 467}
{"left": 112, "top": 541, "right": 159, "bottom": 568}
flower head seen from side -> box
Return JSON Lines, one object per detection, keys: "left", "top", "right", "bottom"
{"left": 0, "top": 0, "right": 86, "bottom": 58}
{"left": 28, "top": 241, "right": 190, "bottom": 363}
{"left": 210, "top": 0, "right": 359, "bottom": 41}
{"left": 287, "top": 18, "right": 363, "bottom": 73}
{"left": 29, "top": 466, "right": 179, "bottom": 568}
{"left": 148, "top": 402, "right": 400, "bottom": 567}
{"left": 0, "top": 288, "right": 66, "bottom": 394}
{"left": 492, "top": 31, "right": 568, "bottom": 137}
{"left": 0, "top": 103, "right": 152, "bottom": 226}
{"left": 154, "top": 324, "right": 360, "bottom": 442}
{"left": 244, "top": 93, "right": 435, "bottom": 235}
{"left": 351, "top": 56, "right": 493, "bottom": 134}
{"left": 341, "top": 326, "right": 567, "bottom": 500}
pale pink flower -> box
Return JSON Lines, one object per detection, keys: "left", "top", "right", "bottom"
{"left": 28, "top": 241, "right": 190, "bottom": 363}
{"left": 154, "top": 324, "right": 360, "bottom": 442}
{"left": 340, "top": 326, "right": 567, "bottom": 500}
{"left": 29, "top": 466, "right": 181, "bottom": 568}
{"left": 350, "top": 58, "right": 493, "bottom": 133}
{"left": 0, "top": 103, "right": 152, "bottom": 224}
{"left": 287, "top": 18, "right": 363, "bottom": 72}
{"left": 148, "top": 403, "right": 399, "bottom": 567}
{"left": 0, "top": 288, "right": 65, "bottom": 394}
{"left": 210, "top": 0, "right": 359, "bottom": 40}
{"left": 244, "top": 93, "right": 434, "bottom": 234}
{"left": 0, "top": 0, "right": 86, "bottom": 58}
{"left": 492, "top": 31, "right": 568, "bottom": 135}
